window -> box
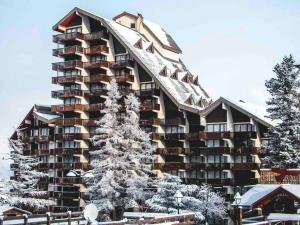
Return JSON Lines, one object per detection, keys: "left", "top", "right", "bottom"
{"left": 130, "top": 23, "right": 136, "bottom": 29}
{"left": 64, "top": 84, "right": 80, "bottom": 91}
{"left": 165, "top": 126, "right": 184, "bottom": 134}
{"left": 206, "top": 123, "right": 227, "bottom": 132}
{"left": 207, "top": 155, "right": 221, "bottom": 163}
{"left": 39, "top": 155, "right": 48, "bottom": 163}
{"left": 39, "top": 143, "right": 48, "bottom": 150}
{"left": 66, "top": 26, "right": 82, "bottom": 33}
{"left": 63, "top": 141, "right": 80, "bottom": 148}
{"left": 31, "top": 129, "right": 39, "bottom": 137}
{"left": 115, "top": 54, "right": 132, "bottom": 62}
{"left": 140, "top": 82, "right": 157, "bottom": 90}
{"left": 207, "top": 140, "right": 220, "bottom": 147}
{"left": 90, "top": 55, "right": 107, "bottom": 62}
{"left": 40, "top": 128, "right": 49, "bottom": 136}
{"left": 64, "top": 70, "right": 81, "bottom": 76}
{"left": 64, "top": 98, "right": 81, "bottom": 104}
{"left": 234, "top": 123, "right": 256, "bottom": 132}
{"left": 64, "top": 126, "right": 80, "bottom": 134}
{"left": 191, "top": 156, "right": 205, "bottom": 163}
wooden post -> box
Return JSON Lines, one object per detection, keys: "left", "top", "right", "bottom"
{"left": 46, "top": 212, "right": 51, "bottom": 225}
{"left": 23, "top": 214, "right": 28, "bottom": 225}
{"left": 67, "top": 211, "right": 72, "bottom": 225}
{"left": 237, "top": 206, "right": 243, "bottom": 225}
{"left": 0, "top": 216, "right": 3, "bottom": 225}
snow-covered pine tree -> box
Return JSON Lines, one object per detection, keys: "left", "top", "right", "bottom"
{"left": 87, "top": 80, "right": 155, "bottom": 220}
{"left": 263, "top": 55, "right": 300, "bottom": 168}
{"left": 146, "top": 173, "right": 226, "bottom": 225}
{"left": 8, "top": 130, "right": 54, "bottom": 211}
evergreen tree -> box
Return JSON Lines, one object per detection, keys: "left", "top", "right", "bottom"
{"left": 87, "top": 80, "right": 155, "bottom": 220}
{"left": 146, "top": 173, "right": 226, "bottom": 225}
{"left": 264, "top": 55, "right": 300, "bottom": 168}
{"left": 6, "top": 130, "right": 54, "bottom": 210}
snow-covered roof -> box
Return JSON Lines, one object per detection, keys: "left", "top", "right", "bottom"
{"left": 143, "top": 19, "right": 181, "bottom": 53}
{"left": 240, "top": 184, "right": 300, "bottom": 207}
{"left": 0, "top": 206, "right": 32, "bottom": 215}
{"left": 123, "top": 212, "right": 168, "bottom": 218}
{"left": 201, "top": 97, "right": 274, "bottom": 127}
{"left": 103, "top": 18, "right": 211, "bottom": 112}
{"left": 268, "top": 213, "right": 300, "bottom": 221}
{"left": 33, "top": 111, "right": 61, "bottom": 123}
{"left": 55, "top": 8, "right": 211, "bottom": 114}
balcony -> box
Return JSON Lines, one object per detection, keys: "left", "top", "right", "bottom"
{"left": 137, "top": 88, "right": 160, "bottom": 97}
{"left": 52, "top": 75, "right": 83, "bottom": 84}
{"left": 55, "top": 118, "right": 84, "bottom": 126}
{"left": 83, "top": 31, "right": 109, "bottom": 41}
{"left": 52, "top": 60, "right": 83, "bottom": 71}
{"left": 115, "top": 74, "right": 134, "bottom": 83}
{"left": 10, "top": 163, "right": 18, "bottom": 170}
{"left": 39, "top": 163, "right": 49, "bottom": 170}
{"left": 84, "top": 103, "right": 105, "bottom": 111}
{"left": 83, "top": 74, "right": 111, "bottom": 83}
{"left": 151, "top": 133, "right": 163, "bottom": 140}
{"left": 53, "top": 32, "right": 84, "bottom": 43}
{"left": 84, "top": 45, "right": 109, "bottom": 55}
{"left": 55, "top": 133, "right": 90, "bottom": 140}
{"left": 50, "top": 162, "right": 89, "bottom": 170}
{"left": 161, "top": 118, "right": 186, "bottom": 126}
{"left": 39, "top": 149, "right": 49, "bottom": 155}
{"left": 54, "top": 177, "right": 82, "bottom": 184}
{"left": 233, "top": 131, "right": 257, "bottom": 139}
{"left": 51, "top": 104, "right": 84, "bottom": 112}
{"left": 189, "top": 147, "right": 232, "bottom": 155}
{"left": 139, "top": 118, "right": 161, "bottom": 126}
{"left": 163, "top": 133, "right": 185, "bottom": 140}
{"left": 50, "top": 148, "right": 89, "bottom": 155}
{"left": 233, "top": 147, "right": 261, "bottom": 154}
{"left": 110, "top": 59, "right": 134, "bottom": 69}
{"left": 158, "top": 147, "right": 185, "bottom": 155}
{"left": 50, "top": 191, "right": 82, "bottom": 199}
{"left": 53, "top": 46, "right": 83, "bottom": 57}
{"left": 154, "top": 162, "right": 189, "bottom": 171}
{"left": 231, "top": 163, "right": 259, "bottom": 171}
{"left": 86, "top": 88, "right": 108, "bottom": 96}
{"left": 185, "top": 131, "right": 232, "bottom": 141}
{"left": 83, "top": 60, "right": 110, "bottom": 69}
{"left": 29, "top": 136, "right": 51, "bottom": 142}
{"left": 52, "top": 90, "right": 84, "bottom": 99}
{"left": 140, "top": 103, "right": 160, "bottom": 111}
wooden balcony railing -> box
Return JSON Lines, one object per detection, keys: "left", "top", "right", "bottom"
{"left": 231, "top": 163, "right": 259, "bottom": 171}
{"left": 84, "top": 45, "right": 109, "bottom": 55}
{"left": 139, "top": 118, "right": 161, "bottom": 126}
{"left": 51, "top": 104, "right": 84, "bottom": 112}
{"left": 50, "top": 162, "right": 89, "bottom": 170}
{"left": 140, "top": 103, "right": 160, "bottom": 111}
{"left": 51, "top": 90, "right": 84, "bottom": 99}
{"left": 185, "top": 131, "right": 232, "bottom": 141}
{"left": 55, "top": 118, "right": 84, "bottom": 126}
{"left": 189, "top": 147, "right": 232, "bottom": 155}
{"left": 39, "top": 163, "right": 50, "bottom": 170}
{"left": 163, "top": 133, "right": 185, "bottom": 140}
{"left": 154, "top": 162, "right": 189, "bottom": 171}
{"left": 83, "top": 31, "right": 109, "bottom": 41}
{"left": 53, "top": 32, "right": 84, "bottom": 43}
{"left": 52, "top": 75, "right": 83, "bottom": 84}
{"left": 83, "top": 60, "right": 110, "bottom": 69}
{"left": 110, "top": 59, "right": 135, "bottom": 69}
{"left": 83, "top": 74, "right": 111, "bottom": 83}
{"left": 232, "top": 147, "right": 261, "bottom": 154}
{"left": 52, "top": 60, "right": 83, "bottom": 70}
{"left": 160, "top": 118, "right": 186, "bottom": 126}
{"left": 50, "top": 148, "right": 89, "bottom": 155}
{"left": 115, "top": 74, "right": 134, "bottom": 83}
{"left": 52, "top": 46, "right": 83, "bottom": 57}
{"left": 29, "top": 136, "right": 51, "bottom": 142}
{"left": 54, "top": 177, "right": 82, "bottom": 184}
{"left": 55, "top": 133, "right": 90, "bottom": 140}
{"left": 157, "top": 147, "right": 185, "bottom": 155}
{"left": 233, "top": 131, "right": 257, "bottom": 139}
{"left": 84, "top": 103, "right": 105, "bottom": 111}
{"left": 50, "top": 191, "right": 82, "bottom": 199}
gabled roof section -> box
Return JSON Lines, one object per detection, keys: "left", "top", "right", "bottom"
{"left": 58, "top": 8, "right": 211, "bottom": 113}
{"left": 113, "top": 11, "right": 137, "bottom": 21}
{"left": 240, "top": 184, "right": 300, "bottom": 207}
{"left": 53, "top": 7, "right": 83, "bottom": 32}
{"left": 201, "top": 97, "right": 274, "bottom": 127}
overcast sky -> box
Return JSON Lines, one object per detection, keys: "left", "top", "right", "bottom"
{"left": 1, "top": 0, "right": 300, "bottom": 177}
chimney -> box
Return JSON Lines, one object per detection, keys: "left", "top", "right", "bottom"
{"left": 136, "top": 13, "right": 144, "bottom": 32}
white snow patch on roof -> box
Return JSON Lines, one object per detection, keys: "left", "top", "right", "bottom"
{"left": 240, "top": 184, "right": 300, "bottom": 206}
{"left": 143, "top": 19, "right": 171, "bottom": 46}
{"left": 34, "top": 111, "right": 61, "bottom": 122}
{"left": 104, "top": 19, "right": 210, "bottom": 111}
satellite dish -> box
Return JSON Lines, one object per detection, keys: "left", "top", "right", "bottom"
{"left": 84, "top": 204, "right": 98, "bottom": 222}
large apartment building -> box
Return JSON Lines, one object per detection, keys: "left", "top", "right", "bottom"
{"left": 11, "top": 7, "right": 272, "bottom": 212}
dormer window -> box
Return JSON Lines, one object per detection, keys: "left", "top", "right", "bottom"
{"left": 193, "top": 76, "right": 199, "bottom": 85}
{"left": 146, "top": 43, "right": 154, "bottom": 53}
{"left": 134, "top": 39, "right": 143, "bottom": 49}
{"left": 185, "top": 95, "right": 194, "bottom": 105}
{"left": 159, "top": 66, "right": 167, "bottom": 76}
{"left": 171, "top": 70, "right": 178, "bottom": 80}
{"left": 182, "top": 74, "right": 189, "bottom": 83}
